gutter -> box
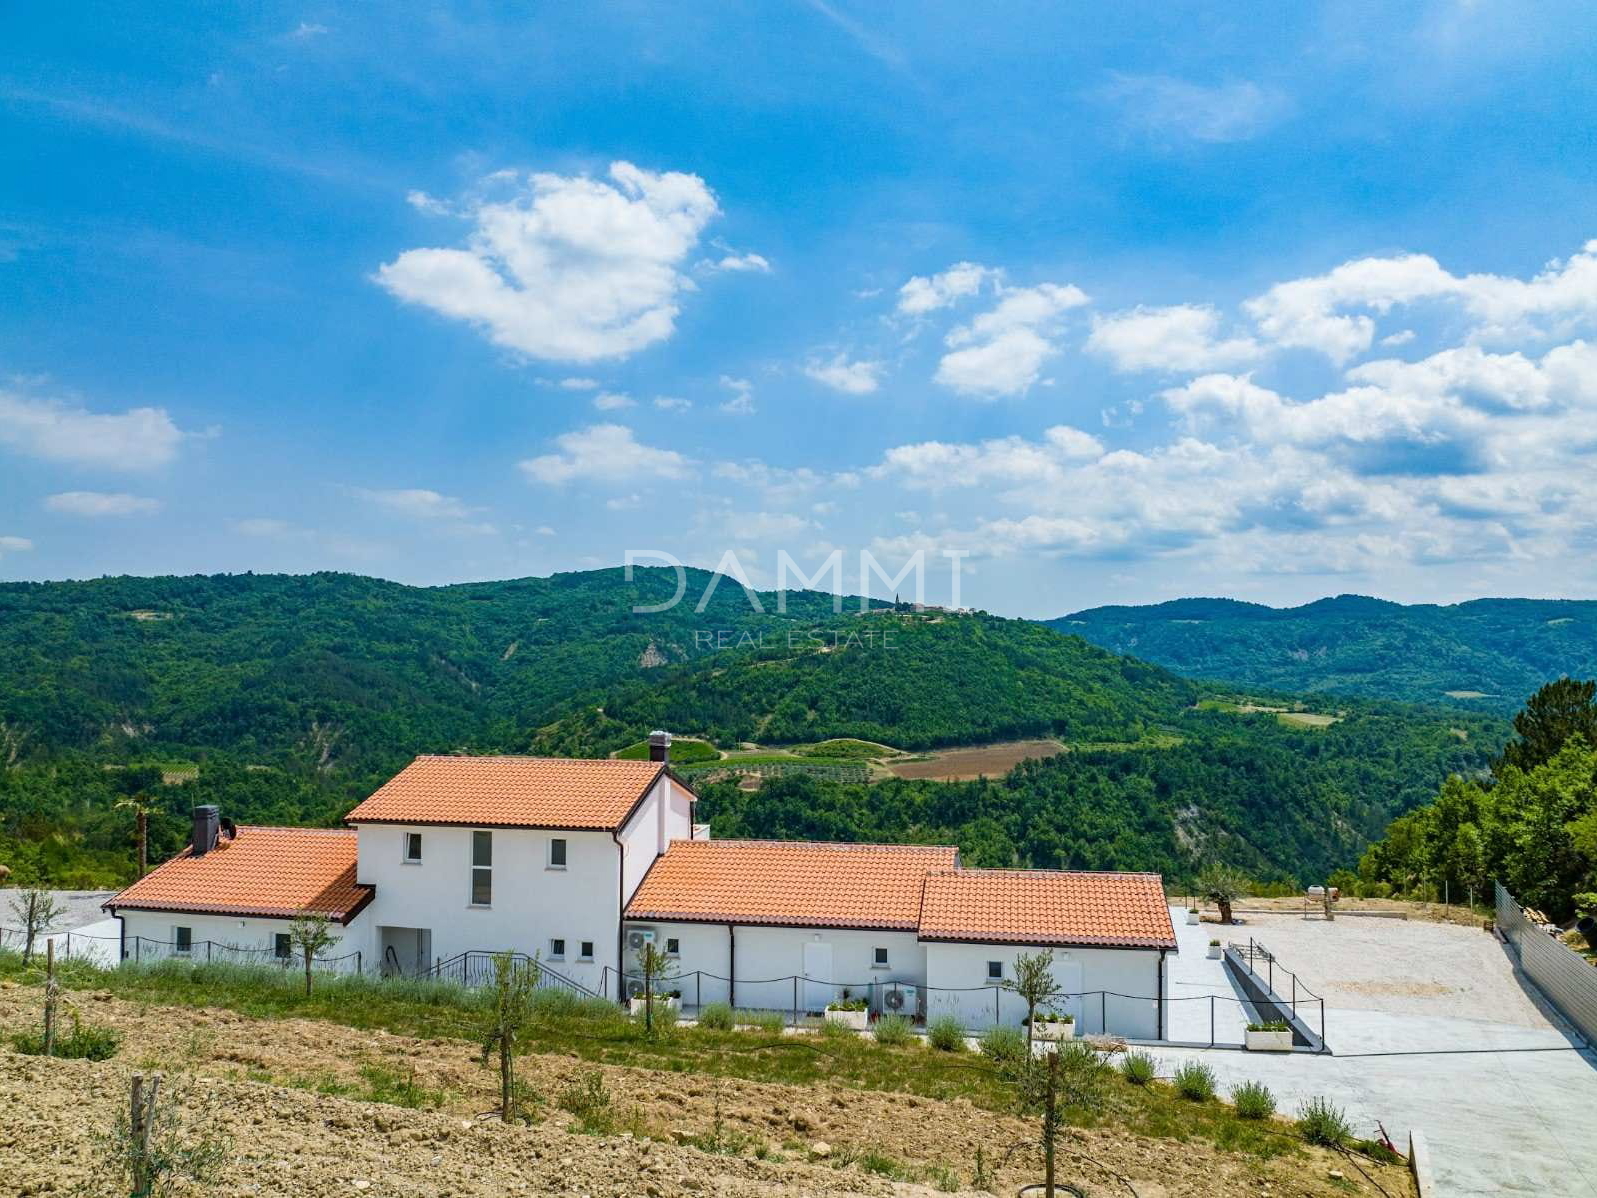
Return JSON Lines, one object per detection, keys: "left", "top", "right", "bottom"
{"left": 612, "top": 829, "right": 626, "bottom": 1005}
{"left": 727, "top": 922, "right": 736, "bottom": 1007}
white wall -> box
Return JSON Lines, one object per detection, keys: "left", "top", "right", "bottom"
{"left": 625, "top": 920, "right": 923, "bottom": 1013}
{"left": 354, "top": 823, "right": 619, "bottom": 990}
{"left": 115, "top": 909, "right": 359, "bottom": 968}
{"left": 619, "top": 774, "right": 695, "bottom": 905}
{"left": 923, "top": 942, "right": 1166, "bottom": 1038}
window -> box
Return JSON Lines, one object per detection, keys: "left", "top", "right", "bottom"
{"left": 872, "top": 946, "right": 889, "bottom": 968}
{"left": 548, "top": 837, "right": 567, "bottom": 868}
{"left": 665, "top": 937, "right": 680, "bottom": 956}
{"left": 986, "top": 960, "right": 1004, "bottom": 981}
{"left": 404, "top": 832, "right": 423, "bottom": 863}
{"left": 274, "top": 933, "right": 292, "bottom": 960}
{"left": 174, "top": 926, "right": 193, "bottom": 955}
{"left": 550, "top": 938, "right": 566, "bottom": 959}
{"left": 579, "top": 941, "right": 594, "bottom": 961}
{"left": 471, "top": 830, "right": 493, "bottom": 906}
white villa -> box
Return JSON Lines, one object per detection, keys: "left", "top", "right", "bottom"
{"left": 105, "top": 733, "right": 1178, "bottom": 1037}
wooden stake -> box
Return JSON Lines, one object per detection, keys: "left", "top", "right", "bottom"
{"left": 42, "top": 940, "right": 57, "bottom": 1057}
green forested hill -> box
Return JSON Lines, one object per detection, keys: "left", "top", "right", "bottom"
{"left": 0, "top": 570, "right": 1508, "bottom": 890}
{"left": 1051, "top": 595, "right": 1597, "bottom": 711}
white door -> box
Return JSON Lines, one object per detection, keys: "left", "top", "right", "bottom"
{"left": 802, "top": 942, "right": 834, "bottom": 1012}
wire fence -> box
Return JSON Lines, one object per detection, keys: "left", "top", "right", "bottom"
{"left": 0, "top": 925, "right": 364, "bottom": 975}
{"left": 1225, "top": 937, "right": 1327, "bottom": 1048}
{"left": 1496, "top": 880, "right": 1597, "bottom": 1048}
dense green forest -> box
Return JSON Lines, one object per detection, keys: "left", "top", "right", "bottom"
{"left": 1053, "top": 595, "right": 1597, "bottom": 712}
{"left": 0, "top": 570, "right": 1507, "bottom": 890}
{"left": 1357, "top": 678, "right": 1597, "bottom": 920}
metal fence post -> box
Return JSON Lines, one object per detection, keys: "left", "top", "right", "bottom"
{"left": 993, "top": 986, "right": 999, "bottom": 1026}
{"left": 1100, "top": 991, "right": 1106, "bottom": 1035}
{"left": 792, "top": 976, "right": 799, "bottom": 1028}
{"left": 1210, "top": 995, "right": 1215, "bottom": 1046}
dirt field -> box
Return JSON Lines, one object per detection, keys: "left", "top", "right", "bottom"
{"left": 0, "top": 984, "right": 1410, "bottom": 1197}
{"left": 887, "top": 740, "right": 1064, "bottom": 781}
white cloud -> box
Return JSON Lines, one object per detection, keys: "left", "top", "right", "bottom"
{"left": 592, "top": 391, "right": 635, "bottom": 411}
{"left": 605, "top": 493, "right": 644, "bottom": 510}
{"left": 233, "top": 517, "right": 297, "bottom": 538}
{"left": 935, "top": 283, "right": 1089, "bottom": 397}
{"left": 376, "top": 161, "right": 721, "bottom": 363}
{"left": 1104, "top": 74, "right": 1290, "bottom": 144}
{"left": 519, "top": 423, "right": 691, "bottom": 486}
{"left": 350, "top": 487, "right": 494, "bottom": 533}
{"left": 896, "top": 261, "right": 995, "bottom": 315}
{"left": 653, "top": 396, "right": 692, "bottom": 413}
{"left": 872, "top": 425, "right": 1105, "bottom": 493}
{"left": 45, "top": 491, "right": 162, "bottom": 517}
{"left": 1244, "top": 240, "right": 1597, "bottom": 362}
{"left": 803, "top": 354, "right": 883, "bottom": 395}
{"left": 1087, "top": 304, "right": 1260, "bottom": 373}
{"left": 0, "top": 535, "right": 32, "bottom": 558}
{"left": 702, "top": 251, "right": 771, "bottom": 273}
{"left": 289, "top": 21, "right": 329, "bottom": 39}
{"left": 719, "top": 375, "right": 755, "bottom": 414}
{"left": 0, "top": 389, "right": 187, "bottom": 469}
{"left": 556, "top": 377, "right": 600, "bottom": 391}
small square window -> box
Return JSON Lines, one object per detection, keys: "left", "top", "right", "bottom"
{"left": 986, "top": 960, "right": 1004, "bottom": 981}
{"left": 174, "top": 926, "right": 193, "bottom": 955}
{"left": 665, "top": 937, "right": 680, "bottom": 956}
{"left": 873, "top": 946, "right": 889, "bottom": 968}
{"left": 549, "top": 838, "right": 567, "bottom": 868}
{"left": 579, "top": 941, "right": 594, "bottom": 960}
{"left": 404, "top": 832, "right": 423, "bottom": 862}
{"left": 550, "top": 938, "right": 566, "bottom": 959}
{"left": 274, "top": 933, "right": 292, "bottom": 960}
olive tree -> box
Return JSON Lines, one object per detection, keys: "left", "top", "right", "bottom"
{"left": 1002, "top": 949, "right": 1061, "bottom": 1054}
{"left": 8, "top": 888, "right": 62, "bottom": 964}
{"left": 286, "top": 913, "right": 335, "bottom": 997}
{"left": 1196, "top": 865, "right": 1250, "bottom": 925}
{"left": 480, "top": 951, "right": 539, "bottom": 1121}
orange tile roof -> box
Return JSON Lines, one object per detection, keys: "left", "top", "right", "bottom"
{"left": 345, "top": 754, "right": 682, "bottom": 830}
{"left": 105, "top": 826, "right": 372, "bottom": 923}
{"left": 626, "top": 840, "right": 961, "bottom": 930}
{"left": 918, "top": 869, "right": 1177, "bottom": 949}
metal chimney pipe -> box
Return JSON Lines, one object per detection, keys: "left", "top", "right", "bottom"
{"left": 191, "top": 805, "right": 220, "bottom": 856}
{"left": 648, "top": 730, "right": 671, "bottom": 763}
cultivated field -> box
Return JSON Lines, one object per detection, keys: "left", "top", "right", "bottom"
{"left": 886, "top": 739, "right": 1065, "bottom": 781}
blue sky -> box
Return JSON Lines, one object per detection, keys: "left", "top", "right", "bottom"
{"left": 4, "top": 2, "right": 1597, "bottom": 616}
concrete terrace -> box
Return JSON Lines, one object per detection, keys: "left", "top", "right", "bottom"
{"left": 1157, "top": 909, "right": 1597, "bottom": 1198}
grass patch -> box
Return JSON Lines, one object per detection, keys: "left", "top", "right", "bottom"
{"left": 871, "top": 1013, "right": 912, "bottom": 1045}
{"left": 0, "top": 951, "right": 1315, "bottom": 1164}
{"left": 11, "top": 1020, "right": 122, "bottom": 1061}
{"left": 927, "top": 1015, "right": 965, "bottom": 1052}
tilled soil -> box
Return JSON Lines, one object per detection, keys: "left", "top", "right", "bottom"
{"left": 0, "top": 985, "right": 1412, "bottom": 1197}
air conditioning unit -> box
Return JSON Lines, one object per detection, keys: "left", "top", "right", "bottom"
{"left": 626, "top": 977, "right": 649, "bottom": 999}
{"left": 626, "top": 928, "right": 657, "bottom": 953}
{"left": 880, "top": 984, "right": 919, "bottom": 1017}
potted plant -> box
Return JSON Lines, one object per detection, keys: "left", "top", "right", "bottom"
{"left": 1207, "top": 938, "right": 1222, "bottom": 960}
{"left": 630, "top": 989, "right": 681, "bottom": 1016}
{"left": 1244, "top": 1019, "right": 1294, "bottom": 1051}
{"left": 1187, "top": 907, "right": 1201, "bottom": 926}
{"left": 1024, "top": 1011, "right": 1076, "bottom": 1042}
{"left": 824, "top": 995, "right": 869, "bottom": 1031}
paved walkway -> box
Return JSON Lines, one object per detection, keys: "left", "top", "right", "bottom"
{"left": 1157, "top": 910, "right": 1597, "bottom": 1197}
{"left": 1163, "top": 904, "right": 1254, "bottom": 1044}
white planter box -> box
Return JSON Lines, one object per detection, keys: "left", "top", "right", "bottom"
{"left": 1207, "top": 944, "right": 1222, "bottom": 960}
{"left": 1245, "top": 1028, "right": 1294, "bottom": 1052}
{"left": 1030, "top": 1020, "right": 1076, "bottom": 1042}
{"left": 630, "top": 996, "right": 679, "bottom": 1017}
{"left": 824, "top": 1007, "right": 869, "bottom": 1031}
{"left": 1187, "top": 911, "right": 1201, "bottom": 925}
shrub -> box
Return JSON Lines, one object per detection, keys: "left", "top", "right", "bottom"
{"left": 1231, "top": 1080, "right": 1276, "bottom": 1120}
{"left": 1173, "top": 1060, "right": 1217, "bottom": 1101}
{"left": 11, "top": 1021, "right": 122, "bottom": 1061}
{"left": 872, "top": 1013, "right": 912, "bottom": 1046}
{"left": 825, "top": 997, "right": 868, "bottom": 1012}
{"left": 697, "top": 1001, "right": 735, "bottom": 1031}
{"left": 819, "top": 1017, "right": 856, "bottom": 1041}
{"left": 736, "top": 1009, "right": 786, "bottom": 1034}
{"left": 978, "top": 1024, "right": 1028, "bottom": 1065}
{"left": 927, "top": 1015, "right": 965, "bottom": 1052}
{"left": 1246, "top": 1020, "right": 1290, "bottom": 1032}
{"left": 1297, "top": 1096, "right": 1352, "bottom": 1147}
{"left": 558, "top": 1071, "right": 614, "bottom": 1134}
{"left": 1119, "top": 1050, "right": 1157, "bottom": 1086}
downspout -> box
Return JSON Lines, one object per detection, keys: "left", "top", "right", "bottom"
{"left": 1156, "top": 949, "right": 1167, "bottom": 1041}
{"left": 108, "top": 907, "right": 125, "bottom": 962}
{"left": 612, "top": 830, "right": 626, "bottom": 1007}
{"left": 727, "top": 922, "right": 736, "bottom": 1008}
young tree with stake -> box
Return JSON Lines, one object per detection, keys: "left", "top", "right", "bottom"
{"left": 286, "top": 913, "right": 334, "bottom": 997}
{"left": 637, "top": 941, "right": 677, "bottom": 1036}
{"left": 480, "top": 951, "right": 539, "bottom": 1121}
{"left": 8, "top": 887, "right": 62, "bottom": 964}
{"left": 1003, "top": 949, "right": 1061, "bottom": 1055}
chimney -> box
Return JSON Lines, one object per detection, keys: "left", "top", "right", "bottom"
{"left": 191, "top": 805, "right": 220, "bottom": 857}
{"left": 648, "top": 730, "right": 672, "bottom": 763}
